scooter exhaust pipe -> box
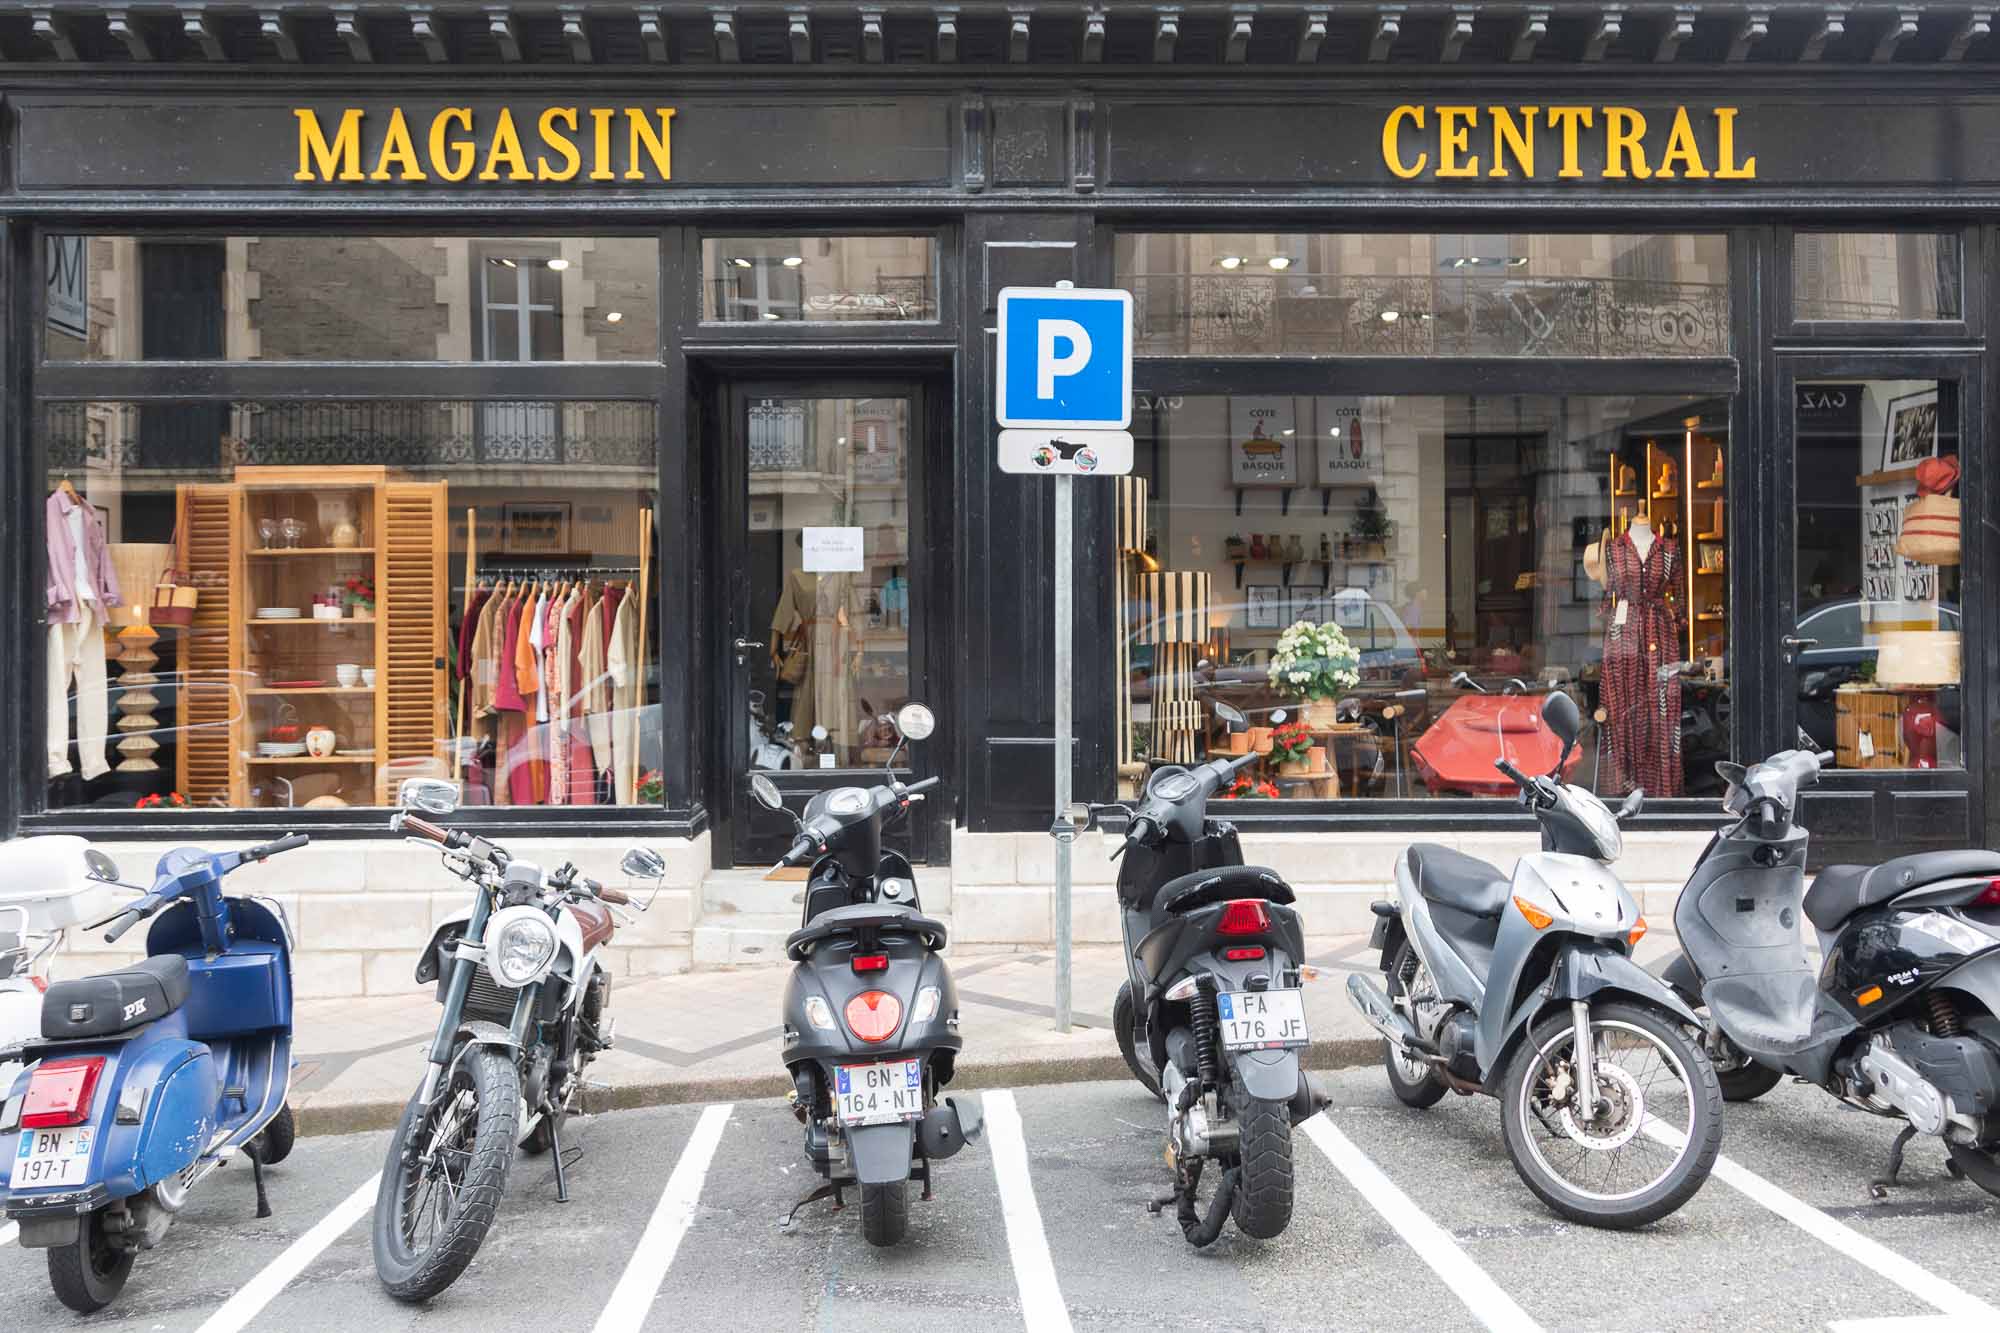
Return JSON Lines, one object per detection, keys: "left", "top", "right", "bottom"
{"left": 1346, "top": 974, "right": 1422, "bottom": 1051}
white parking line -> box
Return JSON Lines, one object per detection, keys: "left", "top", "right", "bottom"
{"left": 984, "top": 1090, "right": 1073, "bottom": 1333}
{"left": 1830, "top": 1319, "right": 1974, "bottom": 1332}
{"left": 593, "top": 1102, "right": 732, "bottom": 1333}
{"left": 1643, "top": 1122, "right": 1999, "bottom": 1324}
{"left": 0, "top": 1220, "right": 16, "bottom": 1246}
{"left": 195, "top": 1172, "right": 378, "bottom": 1333}
{"left": 1302, "top": 1116, "right": 1543, "bottom": 1333}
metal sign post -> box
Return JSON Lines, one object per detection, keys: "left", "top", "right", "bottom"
{"left": 994, "top": 283, "right": 1133, "bottom": 1035}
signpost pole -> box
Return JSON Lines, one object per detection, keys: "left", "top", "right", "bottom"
{"left": 1053, "top": 472, "right": 1074, "bottom": 1035}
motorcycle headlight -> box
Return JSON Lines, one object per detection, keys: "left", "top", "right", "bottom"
{"left": 485, "top": 906, "right": 558, "bottom": 987}
{"left": 910, "top": 986, "right": 942, "bottom": 1025}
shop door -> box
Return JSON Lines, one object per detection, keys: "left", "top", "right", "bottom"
{"left": 722, "top": 381, "right": 937, "bottom": 867}
{"left": 1774, "top": 357, "right": 1983, "bottom": 860}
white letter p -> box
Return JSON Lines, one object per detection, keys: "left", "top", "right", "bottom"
{"left": 1037, "top": 319, "right": 1092, "bottom": 399}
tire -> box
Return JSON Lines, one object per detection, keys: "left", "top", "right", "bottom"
{"left": 1113, "top": 981, "right": 1165, "bottom": 1102}
{"left": 254, "top": 1103, "right": 298, "bottom": 1165}
{"left": 1383, "top": 943, "right": 1449, "bottom": 1109}
{"left": 1500, "top": 1000, "right": 1722, "bottom": 1230}
{"left": 1228, "top": 1082, "right": 1295, "bottom": 1241}
{"left": 859, "top": 1180, "right": 909, "bottom": 1247}
{"left": 48, "top": 1209, "right": 135, "bottom": 1314}
{"left": 1717, "top": 1059, "right": 1785, "bottom": 1104}
{"left": 372, "top": 1047, "right": 521, "bottom": 1303}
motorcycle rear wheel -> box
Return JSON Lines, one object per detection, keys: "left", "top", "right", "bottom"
{"left": 1228, "top": 1083, "right": 1294, "bottom": 1240}
{"left": 373, "top": 1047, "right": 521, "bottom": 1303}
{"left": 254, "top": 1103, "right": 298, "bottom": 1165}
{"left": 48, "top": 1208, "right": 135, "bottom": 1314}
{"left": 860, "top": 1180, "right": 909, "bottom": 1247}
{"left": 1384, "top": 943, "right": 1449, "bottom": 1109}
{"left": 1113, "top": 981, "right": 1165, "bottom": 1102}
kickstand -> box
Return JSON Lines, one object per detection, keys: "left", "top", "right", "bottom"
{"left": 548, "top": 1112, "right": 571, "bottom": 1204}
{"left": 1870, "top": 1124, "right": 1919, "bottom": 1200}
{"left": 246, "top": 1144, "right": 273, "bottom": 1220}
{"left": 780, "top": 1181, "right": 843, "bottom": 1230}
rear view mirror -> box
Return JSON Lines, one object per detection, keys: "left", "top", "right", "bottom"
{"left": 895, "top": 702, "right": 936, "bottom": 741}
{"left": 1064, "top": 802, "right": 1093, "bottom": 832}
{"left": 1617, "top": 789, "right": 1646, "bottom": 819}
{"left": 84, "top": 849, "right": 122, "bottom": 883}
{"left": 621, "top": 846, "right": 668, "bottom": 880}
{"left": 749, "top": 773, "right": 785, "bottom": 812}
{"left": 398, "top": 778, "right": 460, "bottom": 816}
{"left": 1213, "top": 701, "right": 1247, "bottom": 729}
{"left": 1541, "top": 691, "right": 1582, "bottom": 748}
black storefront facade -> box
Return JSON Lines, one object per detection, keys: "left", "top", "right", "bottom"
{"left": 2, "top": 2, "right": 1997, "bottom": 882}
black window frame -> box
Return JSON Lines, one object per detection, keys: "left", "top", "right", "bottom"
{"left": 1777, "top": 226, "right": 1982, "bottom": 345}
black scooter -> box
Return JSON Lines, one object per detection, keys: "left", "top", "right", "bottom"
{"left": 1088, "top": 702, "right": 1329, "bottom": 1247}
{"left": 748, "top": 702, "right": 980, "bottom": 1246}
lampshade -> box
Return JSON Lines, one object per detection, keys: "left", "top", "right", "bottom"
{"left": 1116, "top": 476, "right": 1149, "bottom": 555}
{"left": 1136, "top": 571, "right": 1212, "bottom": 645}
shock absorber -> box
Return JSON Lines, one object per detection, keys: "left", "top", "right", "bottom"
{"left": 1928, "top": 992, "right": 1961, "bottom": 1038}
{"left": 1190, "top": 976, "right": 1222, "bottom": 1088}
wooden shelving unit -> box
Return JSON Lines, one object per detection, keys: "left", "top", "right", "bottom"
{"left": 1613, "top": 417, "right": 1727, "bottom": 662}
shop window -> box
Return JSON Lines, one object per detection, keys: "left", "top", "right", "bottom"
{"left": 1792, "top": 234, "right": 1961, "bottom": 323}
{"left": 701, "top": 236, "right": 937, "bottom": 322}
{"left": 38, "top": 400, "right": 663, "bottom": 812}
{"left": 1114, "top": 232, "right": 1729, "bottom": 357}
{"left": 1791, "top": 379, "right": 1963, "bottom": 771}
{"left": 41, "top": 235, "right": 658, "bottom": 362}
{"left": 1115, "top": 394, "right": 1731, "bottom": 802}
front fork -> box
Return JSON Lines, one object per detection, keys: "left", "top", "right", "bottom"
{"left": 1571, "top": 1000, "right": 1605, "bottom": 1119}
{"left": 417, "top": 889, "right": 496, "bottom": 1108}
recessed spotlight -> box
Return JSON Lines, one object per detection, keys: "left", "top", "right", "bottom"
{"left": 546, "top": 257, "right": 571, "bottom": 272}
{"left": 1508, "top": 256, "right": 1530, "bottom": 267}
{"left": 1465, "top": 256, "right": 1483, "bottom": 266}
{"left": 1380, "top": 309, "right": 1401, "bottom": 323}
{"left": 1329, "top": 427, "right": 1342, "bottom": 437}
{"left": 1217, "top": 256, "right": 1244, "bottom": 271}
{"left": 732, "top": 257, "right": 754, "bottom": 269}
{"left": 1281, "top": 428, "right": 1295, "bottom": 436}
{"left": 605, "top": 311, "right": 624, "bottom": 324}
{"left": 782, "top": 256, "right": 804, "bottom": 268}
{"left": 760, "top": 311, "right": 782, "bottom": 320}
{"left": 837, "top": 437, "right": 848, "bottom": 446}
{"left": 495, "top": 257, "right": 518, "bottom": 269}
{"left": 1267, "top": 256, "right": 1292, "bottom": 271}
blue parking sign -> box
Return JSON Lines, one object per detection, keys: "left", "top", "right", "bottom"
{"left": 995, "top": 287, "right": 1132, "bottom": 430}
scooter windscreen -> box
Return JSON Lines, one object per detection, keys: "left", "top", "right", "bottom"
{"left": 1125, "top": 755, "right": 1256, "bottom": 850}
{"left": 1717, "top": 749, "right": 1828, "bottom": 838}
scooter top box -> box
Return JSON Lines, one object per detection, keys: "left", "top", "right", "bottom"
{"left": 0, "top": 835, "right": 116, "bottom": 929}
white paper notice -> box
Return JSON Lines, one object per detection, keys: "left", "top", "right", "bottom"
{"left": 802, "top": 527, "right": 865, "bottom": 573}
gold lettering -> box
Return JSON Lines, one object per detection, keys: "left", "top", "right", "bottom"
{"left": 623, "top": 108, "right": 675, "bottom": 181}
{"left": 1487, "top": 106, "right": 1537, "bottom": 179}
{"left": 428, "top": 107, "right": 475, "bottom": 182}
{"left": 1654, "top": 106, "right": 1710, "bottom": 180}
{"left": 589, "top": 108, "right": 617, "bottom": 181}
{"left": 478, "top": 108, "right": 534, "bottom": 182}
{"left": 1545, "top": 107, "right": 1594, "bottom": 179}
{"left": 1436, "top": 106, "right": 1479, "bottom": 177}
{"left": 1603, "top": 107, "right": 1652, "bottom": 179}
{"left": 370, "top": 108, "right": 426, "bottom": 182}
{"left": 538, "top": 107, "right": 581, "bottom": 182}
{"left": 293, "top": 108, "right": 364, "bottom": 182}
{"left": 1381, "top": 105, "right": 1428, "bottom": 180}
{"left": 1715, "top": 107, "right": 1757, "bottom": 179}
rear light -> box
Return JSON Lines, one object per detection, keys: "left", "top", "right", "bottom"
{"left": 30, "top": 976, "right": 48, "bottom": 994}
{"left": 851, "top": 953, "right": 889, "bottom": 974}
{"left": 1976, "top": 879, "right": 2000, "bottom": 908}
{"left": 1514, "top": 896, "right": 1554, "bottom": 930}
{"left": 1224, "top": 946, "right": 1266, "bottom": 961}
{"left": 845, "top": 991, "right": 903, "bottom": 1043}
{"left": 1217, "top": 899, "right": 1271, "bottom": 937}
{"left": 22, "top": 1057, "right": 106, "bottom": 1129}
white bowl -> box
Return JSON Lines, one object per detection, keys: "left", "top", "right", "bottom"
{"left": 255, "top": 607, "right": 302, "bottom": 619}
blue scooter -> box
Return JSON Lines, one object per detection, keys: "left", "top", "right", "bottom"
{"left": 1, "top": 833, "right": 308, "bottom": 1312}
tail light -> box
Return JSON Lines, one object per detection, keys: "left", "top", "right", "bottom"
{"left": 1217, "top": 900, "right": 1271, "bottom": 936}
{"left": 22, "top": 1056, "right": 106, "bottom": 1129}
{"left": 851, "top": 953, "right": 889, "bottom": 974}
{"left": 1975, "top": 879, "right": 2000, "bottom": 908}
{"left": 30, "top": 976, "right": 48, "bottom": 994}
{"left": 1224, "top": 946, "right": 1266, "bottom": 961}
{"left": 845, "top": 991, "right": 903, "bottom": 1043}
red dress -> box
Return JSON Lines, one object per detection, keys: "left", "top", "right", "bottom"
{"left": 1599, "top": 531, "right": 1685, "bottom": 797}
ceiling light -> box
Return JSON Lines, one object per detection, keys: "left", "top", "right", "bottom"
{"left": 1380, "top": 309, "right": 1400, "bottom": 323}
{"left": 496, "top": 257, "right": 518, "bottom": 269}
{"left": 837, "top": 437, "right": 848, "bottom": 446}
{"left": 732, "top": 257, "right": 754, "bottom": 269}
{"left": 1466, "top": 256, "right": 1483, "bottom": 266}
{"left": 1281, "top": 428, "right": 1295, "bottom": 436}
{"left": 1329, "top": 427, "right": 1341, "bottom": 437}
{"left": 1267, "top": 256, "right": 1292, "bottom": 271}
{"left": 760, "top": 311, "right": 782, "bottom": 320}
{"left": 782, "top": 256, "right": 804, "bottom": 268}
{"left": 1217, "top": 255, "right": 1244, "bottom": 270}
{"left": 546, "top": 258, "right": 571, "bottom": 272}
{"left": 605, "top": 311, "right": 623, "bottom": 324}
{"left": 1508, "top": 256, "right": 1530, "bottom": 267}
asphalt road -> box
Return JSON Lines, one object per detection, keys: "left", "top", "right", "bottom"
{"left": 4, "top": 1069, "right": 1998, "bottom": 1332}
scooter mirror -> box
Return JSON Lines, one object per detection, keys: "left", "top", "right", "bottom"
{"left": 621, "top": 846, "right": 669, "bottom": 880}
{"left": 1617, "top": 789, "right": 1646, "bottom": 819}
{"left": 1212, "top": 701, "right": 1248, "bottom": 729}
{"left": 895, "top": 702, "right": 937, "bottom": 741}
{"left": 749, "top": 773, "right": 786, "bottom": 812}
{"left": 84, "top": 848, "right": 122, "bottom": 883}
{"left": 1541, "top": 691, "right": 1582, "bottom": 748}
{"left": 1064, "top": 802, "right": 1093, "bottom": 831}
{"left": 398, "top": 777, "right": 461, "bottom": 816}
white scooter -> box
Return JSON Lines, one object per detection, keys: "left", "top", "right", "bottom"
{"left": 0, "top": 837, "right": 117, "bottom": 1094}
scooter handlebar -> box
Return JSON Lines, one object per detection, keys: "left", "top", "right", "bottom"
{"left": 103, "top": 905, "right": 148, "bottom": 944}
{"left": 244, "top": 832, "right": 310, "bottom": 862}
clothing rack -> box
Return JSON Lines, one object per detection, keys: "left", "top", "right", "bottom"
{"left": 477, "top": 564, "right": 642, "bottom": 580}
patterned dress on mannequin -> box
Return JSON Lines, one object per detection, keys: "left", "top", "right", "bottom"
{"left": 1598, "top": 530, "right": 1686, "bottom": 797}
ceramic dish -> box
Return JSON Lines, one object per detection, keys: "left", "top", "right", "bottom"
{"left": 257, "top": 741, "right": 308, "bottom": 757}
{"left": 255, "top": 607, "right": 302, "bottom": 619}
{"left": 335, "top": 749, "right": 376, "bottom": 759}
{"left": 268, "top": 680, "right": 326, "bottom": 689}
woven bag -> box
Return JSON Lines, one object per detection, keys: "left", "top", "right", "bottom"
{"left": 1897, "top": 455, "right": 1961, "bottom": 566}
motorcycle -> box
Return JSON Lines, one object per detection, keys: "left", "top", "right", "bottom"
{"left": 1349, "top": 689, "right": 1724, "bottom": 1228}
{"left": 746, "top": 701, "right": 980, "bottom": 1247}
{"left": 2, "top": 833, "right": 309, "bottom": 1313}
{"left": 0, "top": 837, "right": 117, "bottom": 1099}
{"left": 1094, "top": 701, "right": 1329, "bottom": 1247}
{"left": 1658, "top": 745, "right": 2000, "bottom": 1198}
{"left": 371, "top": 778, "right": 659, "bottom": 1301}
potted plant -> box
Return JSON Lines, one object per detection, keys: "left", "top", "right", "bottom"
{"left": 343, "top": 574, "right": 377, "bottom": 621}
{"left": 1218, "top": 774, "right": 1279, "bottom": 801}
{"left": 134, "top": 791, "right": 190, "bottom": 810}
{"left": 1349, "top": 485, "right": 1392, "bottom": 560}
{"left": 1269, "top": 718, "right": 1316, "bottom": 778}
{"left": 1268, "top": 619, "right": 1362, "bottom": 730}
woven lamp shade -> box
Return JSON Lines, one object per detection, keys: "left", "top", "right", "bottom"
{"left": 1136, "top": 571, "right": 1212, "bottom": 645}
{"left": 107, "top": 543, "right": 175, "bottom": 628}
{"left": 1116, "top": 476, "right": 1149, "bottom": 554}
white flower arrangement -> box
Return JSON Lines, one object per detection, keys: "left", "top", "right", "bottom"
{"left": 1266, "top": 619, "right": 1361, "bottom": 700}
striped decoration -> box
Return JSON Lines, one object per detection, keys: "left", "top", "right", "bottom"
{"left": 1116, "top": 476, "right": 1148, "bottom": 554}
{"left": 1135, "top": 571, "right": 1212, "bottom": 645}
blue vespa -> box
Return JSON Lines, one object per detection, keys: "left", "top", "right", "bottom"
{"left": 1, "top": 833, "right": 308, "bottom": 1312}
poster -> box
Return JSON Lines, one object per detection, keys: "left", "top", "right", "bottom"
{"left": 46, "top": 234, "right": 87, "bottom": 342}
{"left": 802, "top": 526, "right": 865, "bottom": 572}
{"left": 1861, "top": 484, "right": 1939, "bottom": 633}
{"left": 1315, "top": 397, "right": 1376, "bottom": 485}
{"left": 1229, "top": 397, "right": 1299, "bottom": 486}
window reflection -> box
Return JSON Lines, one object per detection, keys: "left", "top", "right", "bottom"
{"left": 703, "top": 236, "right": 936, "bottom": 322}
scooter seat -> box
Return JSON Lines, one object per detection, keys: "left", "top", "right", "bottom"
{"left": 786, "top": 902, "right": 947, "bottom": 962}
{"left": 1157, "top": 866, "right": 1295, "bottom": 917}
{"left": 1407, "top": 844, "right": 1509, "bottom": 919}
{"left": 41, "top": 954, "right": 190, "bottom": 1040}
{"left": 1804, "top": 849, "right": 2000, "bottom": 933}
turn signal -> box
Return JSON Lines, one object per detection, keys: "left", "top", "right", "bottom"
{"left": 1217, "top": 900, "right": 1271, "bottom": 936}
{"left": 1513, "top": 896, "right": 1554, "bottom": 930}
{"left": 845, "top": 990, "right": 903, "bottom": 1043}
{"left": 22, "top": 1056, "right": 106, "bottom": 1129}
{"left": 851, "top": 953, "right": 889, "bottom": 973}
{"left": 1628, "top": 916, "right": 1649, "bottom": 948}
{"left": 1856, "top": 985, "right": 1885, "bottom": 1007}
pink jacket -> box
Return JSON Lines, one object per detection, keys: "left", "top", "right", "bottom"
{"left": 45, "top": 489, "right": 123, "bottom": 625}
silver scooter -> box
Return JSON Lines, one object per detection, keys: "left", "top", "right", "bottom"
{"left": 1348, "top": 690, "right": 1724, "bottom": 1228}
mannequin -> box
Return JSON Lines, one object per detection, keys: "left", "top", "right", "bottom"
{"left": 769, "top": 565, "right": 862, "bottom": 764}
{"left": 1599, "top": 513, "right": 1684, "bottom": 796}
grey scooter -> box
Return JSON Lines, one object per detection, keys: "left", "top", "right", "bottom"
{"left": 1348, "top": 691, "right": 1724, "bottom": 1228}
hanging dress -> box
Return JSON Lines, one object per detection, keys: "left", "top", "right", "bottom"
{"left": 1599, "top": 530, "right": 1686, "bottom": 797}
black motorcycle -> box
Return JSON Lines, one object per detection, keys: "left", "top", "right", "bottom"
{"left": 748, "top": 702, "right": 980, "bottom": 1247}
{"left": 1089, "top": 702, "right": 1328, "bottom": 1246}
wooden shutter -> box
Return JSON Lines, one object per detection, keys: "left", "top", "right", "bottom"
{"left": 380, "top": 482, "right": 448, "bottom": 791}
{"left": 175, "top": 483, "right": 241, "bottom": 806}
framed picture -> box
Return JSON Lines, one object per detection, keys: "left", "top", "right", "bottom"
{"left": 500, "top": 501, "right": 572, "bottom": 556}
{"left": 1229, "top": 397, "right": 1300, "bottom": 487}
{"left": 1287, "top": 589, "right": 1325, "bottom": 626}
{"left": 1245, "top": 583, "right": 1284, "bottom": 629}
{"left": 1882, "top": 388, "right": 1939, "bottom": 469}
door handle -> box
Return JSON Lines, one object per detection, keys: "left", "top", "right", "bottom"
{"left": 1782, "top": 635, "right": 1819, "bottom": 650}
{"left": 734, "top": 638, "right": 765, "bottom": 651}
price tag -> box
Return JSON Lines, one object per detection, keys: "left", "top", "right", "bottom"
{"left": 1614, "top": 600, "right": 1630, "bottom": 627}
{"left": 1859, "top": 732, "right": 1875, "bottom": 759}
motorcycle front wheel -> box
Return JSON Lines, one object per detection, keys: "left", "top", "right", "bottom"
{"left": 372, "top": 1046, "right": 522, "bottom": 1303}
{"left": 1113, "top": 981, "right": 1165, "bottom": 1102}
{"left": 47, "top": 1208, "right": 135, "bottom": 1314}
{"left": 1500, "top": 1000, "right": 1722, "bottom": 1229}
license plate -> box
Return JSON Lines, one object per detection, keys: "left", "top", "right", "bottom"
{"left": 1218, "top": 989, "right": 1310, "bottom": 1051}
{"left": 833, "top": 1059, "right": 924, "bottom": 1127}
{"left": 14, "top": 1125, "right": 95, "bottom": 1189}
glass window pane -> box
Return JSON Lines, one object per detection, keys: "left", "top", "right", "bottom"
{"left": 702, "top": 236, "right": 937, "bottom": 322}
{"left": 43, "top": 236, "right": 657, "bottom": 362}
{"left": 1792, "top": 379, "right": 1962, "bottom": 771}
{"left": 485, "top": 308, "right": 519, "bottom": 361}
{"left": 1118, "top": 393, "right": 1731, "bottom": 800}
{"left": 38, "top": 399, "right": 663, "bottom": 811}
{"left": 529, "top": 310, "right": 560, "bottom": 361}
{"left": 1792, "top": 233, "right": 1961, "bottom": 322}
{"left": 1115, "top": 233, "right": 1729, "bottom": 357}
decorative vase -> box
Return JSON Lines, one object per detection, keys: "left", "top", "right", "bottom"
{"left": 1318, "top": 533, "right": 1332, "bottom": 563}
{"left": 1277, "top": 759, "right": 1312, "bottom": 779}
{"left": 1284, "top": 534, "right": 1305, "bottom": 563}
{"left": 1901, "top": 691, "right": 1940, "bottom": 770}
{"left": 305, "top": 726, "right": 337, "bottom": 758}
{"left": 1249, "top": 726, "right": 1274, "bottom": 754}
{"left": 351, "top": 604, "right": 375, "bottom": 622}
{"left": 1307, "top": 744, "right": 1328, "bottom": 772}
{"left": 1227, "top": 730, "right": 1250, "bottom": 755}
{"left": 1306, "top": 697, "right": 1338, "bottom": 729}
{"left": 1250, "top": 533, "right": 1268, "bottom": 561}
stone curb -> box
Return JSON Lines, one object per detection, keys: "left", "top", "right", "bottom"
{"left": 292, "top": 1037, "right": 1382, "bottom": 1138}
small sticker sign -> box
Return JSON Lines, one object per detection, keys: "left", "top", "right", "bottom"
{"left": 801, "top": 526, "right": 865, "bottom": 572}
